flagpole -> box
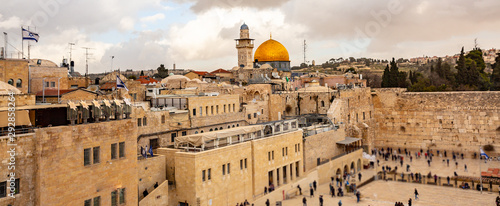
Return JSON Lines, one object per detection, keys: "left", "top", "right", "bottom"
{"left": 480, "top": 145, "right": 483, "bottom": 194}
{"left": 21, "top": 27, "right": 24, "bottom": 59}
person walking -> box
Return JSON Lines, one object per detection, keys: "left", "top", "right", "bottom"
{"left": 414, "top": 188, "right": 419, "bottom": 200}
{"left": 447, "top": 159, "right": 450, "bottom": 166}
{"left": 465, "top": 164, "right": 468, "bottom": 172}
{"left": 319, "top": 195, "right": 323, "bottom": 206}
{"left": 427, "top": 159, "right": 431, "bottom": 167}
{"left": 329, "top": 183, "right": 335, "bottom": 197}
{"left": 358, "top": 173, "right": 362, "bottom": 182}
{"left": 408, "top": 198, "right": 412, "bottom": 206}
{"left": 313, "top": 180, "right": 317, "bottom": 191}
{"left": 310, "top": 186, "right": 314, "bottom": 197}
{"left": 447, "top": 176, "right": 450, "bottom": 185}
{"left": 356, "top": 191, "right": 361, "bottom": 203}
{"left": 338, "top": 200, "right": 342, "bottom": 206}
{"left": 265, "top": 199, "right": 270, "bottom": 206}
{"left": 301, "top": 197, "right": 306, "bottom": 206}
{"left": 298, "top": 185, "right": 302, "bottom": 195}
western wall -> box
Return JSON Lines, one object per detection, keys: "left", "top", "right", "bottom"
{"left": 368, "top": 89, "right": 500, "bottom": 156}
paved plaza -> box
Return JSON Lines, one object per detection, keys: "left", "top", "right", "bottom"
{"left": 256, "top": 149, "right": 500, "bottom": 206}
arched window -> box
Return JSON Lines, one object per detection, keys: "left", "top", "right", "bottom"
{"left": 219, "top": 127, "right": 223, "bottom": 130}
{"left": 236, "top": 124, "right": 239, "bottom": 127}
{"left": 7, "top": 79, "right": 14, "bottom": 85}
{"left": 195, "top": 131, "right": 199, "bottom": 134}
{"left": 209, "top": 129, "right": 213, "bottom": 132}
{"left": 214, "top": 128, "right": 218, "bottom": 131}
{"left": 16, "top": 79, "right": 22, "bottom": 88}
{"left": 321, "top": 100, "right": 325, "bottom": 107}
{"left": 200, "top": 130, "right": 204, "bottom": 133}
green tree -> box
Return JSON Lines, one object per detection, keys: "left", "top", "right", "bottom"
{"left": 466, "top": 48, "right": 486, "bottom": 73}
{"left": 491, "top": 53, "right": 500, "bottom": 91}
{"left": 140, "top": 70, "right": 145, "bottom": 76}
{"left": 381, "top": 65, "right": 390, "bottom": 87}
{"left": 455, "top": 47, "right": 467, "bottom": 86}
{"left": 128, "top": 75, "right": 137, "bottom": 80}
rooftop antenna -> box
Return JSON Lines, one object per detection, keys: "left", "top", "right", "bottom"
{"left": 82, "top": 47, "right": 94, "bottom": 77}
{"left": 3, "top": 32, "right": 6, "bottom": 59}
{"left": 69, "top": 42, "right": 75, "bottom": 73}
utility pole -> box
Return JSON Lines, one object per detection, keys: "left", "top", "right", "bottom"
{"left": 110, "top": 56, "right": 114, "bottom": 72}
{"left": 3, "top": 32, "right": 7, "bottom": 59}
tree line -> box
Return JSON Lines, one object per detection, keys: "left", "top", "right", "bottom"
{"left": 380, "top": 47, "right": 500, "bottom": 91}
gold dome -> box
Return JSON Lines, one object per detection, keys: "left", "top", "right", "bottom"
{"left": 254, "top": 39, "right": 289, "bottom": 62}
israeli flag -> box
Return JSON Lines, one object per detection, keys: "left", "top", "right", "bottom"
{"left": 480, "top": 148, "right": 489, "bottom": 159}
{"left": 22, "top": 28, "right": 39, "bottom": 42}
{"left": 116, "top": 75, "right": 129, "bottom": 91}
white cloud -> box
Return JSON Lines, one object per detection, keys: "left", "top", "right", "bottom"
{"left": 119, "top": 17, "right": 135, "bottom": 31}
{"left": 140, "top": 13, "right": 165, "bottom": 23}
{"left": 0, "top": 15, "right": 24, "bottom": 29}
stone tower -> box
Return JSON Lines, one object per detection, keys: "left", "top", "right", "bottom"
{"left": 235, "top": 23, "right": 254, "bottom": 68}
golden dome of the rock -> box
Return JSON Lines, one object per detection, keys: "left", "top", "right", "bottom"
{"left": 254, "top": 39, "right": 289, "bottom": 62}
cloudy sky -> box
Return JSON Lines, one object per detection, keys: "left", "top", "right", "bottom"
{"left": 1, "top": 0, "right": 499, "bottom": 74}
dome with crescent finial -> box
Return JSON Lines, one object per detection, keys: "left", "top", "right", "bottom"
{"left": 254, "top": 38, "right": 289, "bottom": 62}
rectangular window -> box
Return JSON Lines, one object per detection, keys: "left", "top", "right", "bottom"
{"left": 248, "top": 114, "right": 251, "bottom": 119}
{"left": 111, "top": 143, "right": 117, "bottom": 160}
{"left": 222, "top": 164, "right": 226, "bottom": 175}
{"left": 298, "top": 143, "right": 300, "bottom": 152}
{"left": 193, "top": 109, "right": 196, "bottom": 116}
{"left": 208, "top": 168, "right": 211, "bottom": 180}
{"left": 137, "top": 118, "right": 142, "bottom": 127}
{"left": 14, "top": 178, "right": 19, "bottom": 194}
{"left": 254, "top": 113, "right": 257, "bottom": 118}
{"left": 111, "top": 190, "right": 117, "bottom": 206}
{"left": 200, "top": 107, "right": 203, "bottom": 116}
{"left": 211, "top": 106, "right": 214, "bottom": 115}
{"left": 224, "top": 105, "right": 226, "bottom": 113}
{"left": 202, "top": 170, "right": 206, "bottom": 182}
{"left": 84, "top": 148, "right": 91, "bottom": 166}
{"left": 216, "top": 105, "right": 219, "bottom": 114}
{"left": 143, "top": 117, "right": 147, "bottom": 126}
{"left": 286, "top": 147, "right": 288, "bottom": 156}
{"left": 84, "top": 199, "right": 92, "bottom": 206}
{"left": 51, "top": 82, "right": 55, "bottom": 87}
{"left": 45, "top": 81, "right": 50, "bottom": 87}
{"left": 119, "top": 142, "right": 125, "bottom": 158}
{"left": 268, "top": 152, "right": 271, "bottom": 161}
{"left": 227, "top": 163, "right": 230, "bottom": 174}
{"left": 272, "top": 151, "right": 274, "bottom": 160}
{"left": 119, "top": 188, "right": 125, "bottom": 204}
{"left": 93, "top": 146, "right": 100, "bottom": 164}
{"left": 282, "top": 148, "right": 284, "bottom": 156}
{"left": 245, "top": 158, "right": 247, "bottom": 169}
{"left": 0, "top": 181, "right": 6, "bottom": 198}
{"left": 182, "top": 131, "right": 187, "bottom": 136}
{"left": 233, "top": 104, "right": 236, "bottom": 112}
{"left": 161, "top": 115, "right": 166, "bottom": 123}
{"left": 228, "top": 104, "right": 231, "bottom": 113}
{"left": 240, "top": 160, "right": 243, "bottom": 170}
{"left": 171, "top": 133, "right": 177, "bottom": 143}
{"left": 93, "top": 196, "right": 101, "bottom": 206}
{"left": 295, "top": 144, "right": 297, "bottom": 153}
{"left": 363, "top": 112, "right": 365, "bottom": 120}
{"left": 370, "top": 111, "right": 372, "bottom": 118}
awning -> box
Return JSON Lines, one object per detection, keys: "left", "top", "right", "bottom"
{"left": 0, "top": 110, "right": 32, "bottom": 127}
{"left": 336, "top": 137, "right": 362, "bottom": 145}
{"left": 175, "top": 125, "right": 263, "bottom": 148}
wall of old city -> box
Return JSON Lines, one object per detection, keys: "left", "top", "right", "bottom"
{"left": 35, "top": 119, "right": 138, "bottom": 206}
{"left": 297, "top": 91, "right": 335, "bottom": 115}
{"left": 316, "top": 149, "right": 363, "bottom": 185}
{"left": 372, "top": 89, "right": 500, "bottom": 156}
{"left": 138, "top": 155, "right": 166, "bottom": 199}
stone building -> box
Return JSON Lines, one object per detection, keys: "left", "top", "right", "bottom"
{"left": 0, "top": 59, "right": 29, "bottom": 94}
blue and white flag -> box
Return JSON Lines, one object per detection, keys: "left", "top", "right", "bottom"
{"left": 116, "top": 75, "right": 129, "bottom": 91}
{"left": 22, "top": 28, "right": 39, "bottom": 42}
{"left": 480, "top": 148, "right": 489, "bottom": 159}
{"left": 149, "top": 145, "right": 153, "bottom": 157}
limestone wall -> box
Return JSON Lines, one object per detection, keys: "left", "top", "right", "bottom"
{"left": 316, "top": 149, "right": 363, "bottom": 185}
{"left": 0, "top": 59, "right": 29, "bottom": 94}
{"left": 138, "top": 155, "right": 166, "bottom": 198}
{"left": 0, "top": 94, "right": 35, "bottom": 107}
{"left": 0, "top": 133, "right": 37, "bottom": 206}
{"left": 35, "top": 120, "right": 138, "bottom": 206}
{"left": 138, "top": 180, "right": 169, "bottom": 206}
{"left": 303, "top": 129, "right": 346, "bottom": 171}
{"left": 29, "top": 66, "right": 68, "bottom": 94}
{"left": 372, "top": 90, "right": 500, "bottom": 156}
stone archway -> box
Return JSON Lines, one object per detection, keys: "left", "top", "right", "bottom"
{"left": 264, "top": 125, "right": 273, "bottom": 136}
{"left": 357, "top": 159, "right": 362, "bottom": 171}
{"left": 343, "top": 165, "right": 348, "bottom": 175}
{"left": 351, "top": 161, "right": 355, "bottom": 173}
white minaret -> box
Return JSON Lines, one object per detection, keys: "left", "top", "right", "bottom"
{"left": 235, "top": 23, "right": 254, "bottom": 68}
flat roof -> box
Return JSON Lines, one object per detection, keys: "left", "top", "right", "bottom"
{"left": 336, "top": 137, "right": 362, "bottom": 145}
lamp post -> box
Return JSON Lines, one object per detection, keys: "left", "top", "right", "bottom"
{"left": 42, "top": 77, "right": 46, "bottom": 103}
{"left": 57, "top": 77, "right": 62, "bottom": 103}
